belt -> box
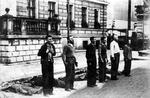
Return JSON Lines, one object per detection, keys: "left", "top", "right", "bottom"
{"left": 114, "top": 52, "right": 120, "bottom": 54}
{"left": 66, "top": 56, "right": 74, "bottom": 58}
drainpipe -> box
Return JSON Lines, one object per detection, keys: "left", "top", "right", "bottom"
{"left": 67, "top": 0, "right": 70, "bottom": 42}
{"left": 127, "top": 0, "right": 131, "bottom": 43}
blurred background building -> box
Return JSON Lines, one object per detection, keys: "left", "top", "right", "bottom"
{"left": 107, "top": 0, "right": 150, "bottom": 50}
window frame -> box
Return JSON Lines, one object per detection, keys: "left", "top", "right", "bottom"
{"left": 94, "top": 9, "right": 98, "bottom": 23}
{"left": 27, "top": 0, "right": 36, "bottom": 18}
{"left": 81, "top": 7, "right": 88, "bottom": 28}
{"left": 66, "top": 4, "right": 75, "bottom": 29}
{"left": 82, "top": 7, "right": 87, "bottom": 23}
{"left": 94, "top": 9, "right": 101, "bottom": 29}
{"left": 48, "top": 1, "right": 56, "bottom": 18}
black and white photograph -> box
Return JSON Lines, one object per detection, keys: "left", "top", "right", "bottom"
{"left": 0, "top": 0, "right": 150, "bottom": 98}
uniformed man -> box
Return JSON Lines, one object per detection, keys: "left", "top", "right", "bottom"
{"left": 37, "top": 35, "right": 56, "bottom": 96}
{"left": 86, "top": 36, "right": 97, "bottom": 87}
{"left": 62, "top": 39, "right": 77, "bottom": 91}
{"left": 110, "top": 34, "right": 120, "bottom": 80}
{"left": 98, "top": 37, "right": 108, "bottom": 82}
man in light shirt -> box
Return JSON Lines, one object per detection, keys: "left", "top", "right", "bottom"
{"left": 110, "top": 34, "right": 120, "bottom": 80}
{"left": 62, "top": 39, "right": 77, "bottom": 91}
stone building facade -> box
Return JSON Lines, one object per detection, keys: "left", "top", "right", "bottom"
{"left": 0, "top": 0, "right": 108, "bottom": 64}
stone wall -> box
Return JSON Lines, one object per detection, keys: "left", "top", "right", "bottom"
{"left": 58, "top": 0, "right": 107, "bottom": 29}
{"left": 61, "top": 28, "right": 103, "bottom": 49}
{"left": 0, "top": 0, "right": 107, "bottom": 64}
{"left": 0, "top": 38, "right": 62, "bottom": 64}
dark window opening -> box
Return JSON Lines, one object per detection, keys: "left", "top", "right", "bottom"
{"left": 83, "top": 41, "right": 88, "bottom": 49}
{"left": 94, "top": 9, "right": 100, "bottom": 29}
{"left": 48, "top": 2, "right": 55, "bottom": 18}
{"left": 27, "top": 0, "right": 36, "bottom": 18}
{"left": 81, "top": 7, "right": 88, "bottom": 28}
{"left": 66, "top": 4, "right": 75, "bottom": 29}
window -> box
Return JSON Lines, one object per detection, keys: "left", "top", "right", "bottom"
{"left": 94, "top": 9, "right": 98, "bottom": 22}
{"left": 82, "top": 7, "right": 87, "bottom": 23}
{"left": 66, "top": 4, "right": 73, "bottom": 22}
{"left": 82, "top": 7, "right": 88, "bottom": 28}
{"left": 48, "top": 2, "right": 55, "bottom": 18}
{"left": 69, "top": 5, "right": 73, "bottom": 20}
{"left": 94, "top": 9, "right": 100, "bottom": 29}
{"left": 17, "top": 0, "right": 28, "bottom": 17}
{"left": 66, "top": 4, "right": 75, "bottom": 29}
{"left": 27, "top": 0, "right": 36, "bottom": 18}
{"left": 83, "top": 40, "right": 88, "bottom": 49}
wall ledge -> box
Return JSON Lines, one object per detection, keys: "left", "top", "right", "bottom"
{"left": 0, "top": 35, "right": 62, "bottom": 39}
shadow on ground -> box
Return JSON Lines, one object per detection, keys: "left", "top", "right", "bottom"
{"left": 68, "top": 68, "right": 150, "bottom": 98}
{"left": 132, "top": 58, "right": 148, "bottom": 60}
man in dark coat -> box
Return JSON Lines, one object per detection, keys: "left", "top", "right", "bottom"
{"left": 38, "top": 35, "right": 56, "bottom": 96}
{"left": 122, "top": 41, "right": 132, "bottom": 76}
{"left": 62, "top": 39, "right": 77, "bottom": 91}
{"left": 86, "top": 36, "right": 97, "bottom": 87}
{"left": 98, "top": 37, "right": 108, "bottom": 82}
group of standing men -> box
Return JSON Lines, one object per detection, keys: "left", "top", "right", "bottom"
{"left": 37, "top": 34, "right": 132, "bottom": 96}
{"left": 38, "top": 35, "right": 77, "bottom": 96}
{"left": 86, "top": 34, "right": 132, "bottom": 87}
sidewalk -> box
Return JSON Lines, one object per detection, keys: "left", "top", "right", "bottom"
{"left": 0, "top": 50, "right": 85, "bottom": 84}
{"left": 0, "top": 50, "right": 145, "bottom": 84}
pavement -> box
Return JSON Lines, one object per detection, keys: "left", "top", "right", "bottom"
{"left": 0, "top": 50, "right": 148, "bottom": 84}
{"left": 0, "top": 50, "right": 150, "bottom": 98}
{"left": 138, "top": 49, "right": 150, "bottom": 56}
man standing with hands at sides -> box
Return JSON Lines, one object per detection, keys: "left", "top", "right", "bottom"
{"left": 86, "top": 36, "right": 97, "bottom": 87}
{"left": 122, "top": 40, "right": 132, "bottom": 77}
{"left": 38, "top": 35, "right": 56, "bottom": 96}
{"left": 110, "top": 34, "right": 120, "bottom": 80}
{"left": 98, "top": 37, "right": 108, "bottom": 82}
{"left": 62, "top": 39, "right": 77, "bottom": 91}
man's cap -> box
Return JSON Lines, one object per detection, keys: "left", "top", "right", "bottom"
{"left": 45, "top": 35, "right": 52, "bottom": 39}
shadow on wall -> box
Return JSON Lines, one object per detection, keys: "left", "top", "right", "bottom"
{"left": 68, "top": 68, "right": 150, "bottom": 98}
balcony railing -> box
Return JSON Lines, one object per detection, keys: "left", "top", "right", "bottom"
{"left": 0, "top": 16, "right": 48, "bottom": 36}
{"left": 12, "top": 17, "right": 48, "bottom": 35}
{"left": 0, "top": 8, "right": 61, "bottom": 38}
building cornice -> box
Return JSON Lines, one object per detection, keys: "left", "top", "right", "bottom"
{"left": 84, "top": 0, "right": 109, "bottom": 5}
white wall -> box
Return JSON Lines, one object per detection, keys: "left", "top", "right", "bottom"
{"left": 61, "top": 37, "right": 102, "bottom": 49}
{"left": 144, "top": 15, "right": 150, "bottom": 38}
{"left": 0, "top": 0, "right": 17, "bottom": 16}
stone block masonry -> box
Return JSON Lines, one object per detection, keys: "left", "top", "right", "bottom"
{"left": 0, "top": 38, "right": 62, "bottom": 64}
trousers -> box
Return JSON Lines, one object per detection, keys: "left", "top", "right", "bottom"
{"left": 65, "top": 57, "right": 75, "bottom": 90}
{"left": 111, "top": 53, "right": 120, "bottom": 79}
{"left": 87, "top": 59, "right": 97, "bottom": 86}
{"left": 123, "top": 59, "right": 131, "bottom": 76}
{"left": 41, "top": 60, "right": 54, "bottom": 94}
